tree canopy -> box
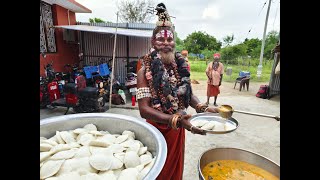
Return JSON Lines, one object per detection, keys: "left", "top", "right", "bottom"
{"left": 176, "top": 30, "right": 279, "bottom": 63}
{"left": 183, "top": 31, "right": 222, "bottom": 54}
{"left": 117, "top": 0, "right": 155, "bottom": 23}
{"left": 89, "top": 18, "right": 106, "bottom": 23}
{"left": 222, "top": 34, "right": 234, "bottom": 47}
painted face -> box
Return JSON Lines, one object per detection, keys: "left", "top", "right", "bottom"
{"left": 153, "top": 29, "right": 175, "bottom": 53}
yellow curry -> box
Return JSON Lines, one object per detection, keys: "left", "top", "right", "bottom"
{"left": 201, "top": 160, "right": 279, "bottom": 180}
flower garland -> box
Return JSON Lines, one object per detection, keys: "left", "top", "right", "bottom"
{"left": 143, "top": 51, "right": 192, "bottom": 114}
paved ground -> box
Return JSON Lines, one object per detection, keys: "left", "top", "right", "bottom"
{"left": 40, "top": 81, "right": 280, "bottom": 179}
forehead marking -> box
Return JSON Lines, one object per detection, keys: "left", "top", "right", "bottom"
{"left": 156, "top": 30, "right": 173, "bottom": 39}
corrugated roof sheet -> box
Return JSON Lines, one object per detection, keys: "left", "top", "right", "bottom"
{"left": 55, "top": 25, "right": 153, "bottom": 38}
{"left": 77, "top": 22, "right": 156, "bottom": 30}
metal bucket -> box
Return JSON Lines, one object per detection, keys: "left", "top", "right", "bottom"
{"left": 40, "top": 113, "right": 167, "bottom": 180}
{"left": 198, "top": 147, "right": 280, "bottom": 180}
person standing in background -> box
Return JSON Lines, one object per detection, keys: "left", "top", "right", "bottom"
{"left": 181, "top": 50, "right": 190, "bottom": 72}
{"left": 206, "top": 53, "right": 224, "bottom": 106}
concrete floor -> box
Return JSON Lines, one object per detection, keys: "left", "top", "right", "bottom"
{"left": 40, "top": 81, "right": 280, "bottom": 179}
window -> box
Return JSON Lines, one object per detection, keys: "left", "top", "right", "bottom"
{"left": 40, "top": 2, "right": 56, "bottom": 53}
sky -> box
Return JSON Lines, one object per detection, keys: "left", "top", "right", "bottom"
{"left": 75, "top": 0, "right": 280, "bottom": 44}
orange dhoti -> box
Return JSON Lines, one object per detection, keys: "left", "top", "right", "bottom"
{"left": 147, "top": 120, "right": 185, "bottom": 180}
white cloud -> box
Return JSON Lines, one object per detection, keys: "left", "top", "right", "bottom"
{"left": 74, "top": 0, "right": 280, "bottom": 42}
{"left": 202, "top": 6, "right": 220, "bottom": 20}
{"left": 75, "top": 0, "right": 117, "bottom": 22}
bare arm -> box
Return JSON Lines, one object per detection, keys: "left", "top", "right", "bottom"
{"left": 137, "top": 67, "right": 171, "bottom": 124}
{"left": 219, "top": 63, "right": 224, "bottom": 86}
{"left": 205, "top": 62, "right": 212, "bottom": 79}
{"left": 189, "top": 93, "right": 201, "bottom": 109}
{"left": 219, "top": 74, "right": 223, "bottom": 86}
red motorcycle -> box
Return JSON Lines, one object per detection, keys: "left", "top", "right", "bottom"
{"left": 40, "top": 61, "right": 59, "bottom": 108}
{"left": 40, "top": 76, "right": 50, "bottom": 108}
{"left": 40, "top": 61, "right": 106, "bottom": 114}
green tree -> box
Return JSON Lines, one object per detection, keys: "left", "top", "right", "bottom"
{"left": 200, "top": 48, "right": 214, "bottom": 60}
{"left": 232, "top": 44, "right": 247, "bottom": 57}
{"left": 243, "top": 38, "right": 261, "bottom": 58}
{"left": 174, "top": 32, "right": 183, "bottom": 46}
{"left": 263, "top": 30, "right": 279, "bottom": 59}
{"left": 220, "top": 46, "right": 233, "bottom": 61}
{"left": 222, "top": 34, "right": 234, "bottom": 47}
{"left": 174, "top": 31, "right": 185, "bottom": 52}
{"left": 184, "top": 31, "right": 221, "bottom": 54}
{"left": 220, "top": 44, "right": 247, "bottom": 63}
{"left": 89, "top": 17, "right": 106, "bottom": 23}
{"left": 117, "top": 0, "right": 155, "bottom": 23}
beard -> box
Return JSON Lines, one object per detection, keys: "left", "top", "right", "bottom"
{"left": 159, "top": 50, "right": 175, "bottom": 64}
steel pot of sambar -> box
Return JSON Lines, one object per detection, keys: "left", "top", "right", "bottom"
{"left": 198, "top": 147, "right": 280, "bottom": 180}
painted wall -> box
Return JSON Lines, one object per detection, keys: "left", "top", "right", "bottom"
{"left": 40, "top": 4, "right": 80, "bottom": 76}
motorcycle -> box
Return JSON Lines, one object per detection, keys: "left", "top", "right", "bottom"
{"left": 90, "top": 72, "right": 125, "bottom": 104}
{"left": 54, "top": 72, "right": 68, "bottom": 98}
{"left": 40, "top": 61, "right": 106, "bottom": 114}
{"left": 125, "top": 72, "right": 137, "bottom": 106}
{"left": 83, "top": 62, "right": 113, "bottom": 102}
{"left": 40, "top": 76, "right": 50, "bottom": 109}
{"left": 40, "top": 62, "right": 60, "bottom": 108}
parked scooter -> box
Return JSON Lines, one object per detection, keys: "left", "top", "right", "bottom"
{"left": 54, "top": 72, "right": 68, "bottom": 97}
{"left": 125, "top": 72, "right": 137, "bottom": 106}
{"left": 49, "top": 72, "right": 106, "bottom": 114}
{"left": 42, "top": 62, "right": 61, "bottom": 104}
{"left": 83, "top": 62, "right": 112, "bottom": 103}
{"left": 40, "top": 76, "right": 50, "bottom": 109}
{"left": 40, "top": 59, "right": 106, "bottom": 114}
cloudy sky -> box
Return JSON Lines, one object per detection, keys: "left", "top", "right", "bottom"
{"left": 75, "top": 0, "right": 280, "bottom": 44}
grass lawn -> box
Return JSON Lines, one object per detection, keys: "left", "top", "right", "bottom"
{"left": 189, "top": 59, "right": 274, "bottom": 82}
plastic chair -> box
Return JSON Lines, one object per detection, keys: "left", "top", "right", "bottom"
{"left": 234, "top": 71, "right": 250, "bottom": 91}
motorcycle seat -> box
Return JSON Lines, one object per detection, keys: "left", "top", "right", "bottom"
{"left": 78, "top": 87, "right": 99, "bottom": 98}
{"left": 91, "top": 72, "right": 100, "bottom": 76}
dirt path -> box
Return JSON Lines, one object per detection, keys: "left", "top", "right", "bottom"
{"left": 191, "top": 80, "right": 272, "bottom": 97}
{"left": 40, "top": 80, "right": 280, "bottom": 180}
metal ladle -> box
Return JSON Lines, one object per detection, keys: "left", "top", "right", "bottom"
{"left": 218, "top": 105, "right": 280, "bottom": 121}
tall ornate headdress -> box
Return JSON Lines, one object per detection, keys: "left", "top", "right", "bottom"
{"left": 155, "top": 3, "right": 172, "bottom": 27}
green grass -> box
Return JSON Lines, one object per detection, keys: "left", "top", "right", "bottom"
{"left": 189, "top": 59, "right": 273, "bottom": 82}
